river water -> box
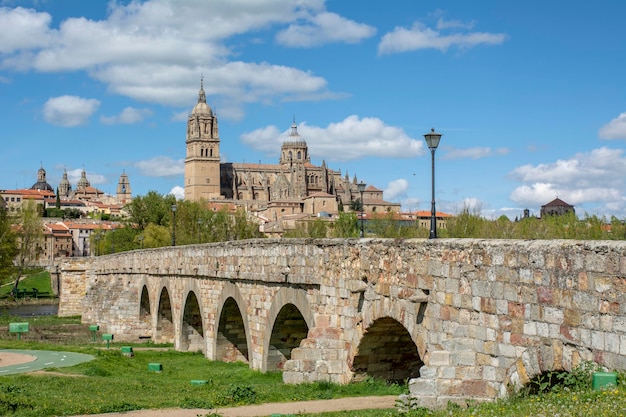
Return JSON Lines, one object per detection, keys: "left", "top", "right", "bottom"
{"left": 0, "top": 304, "right": 59, "bottom": 317}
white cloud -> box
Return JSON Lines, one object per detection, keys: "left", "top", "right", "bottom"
{"left": 508, "top": 147, "right": 626, "bottom": 209}
{"left": 436, "top": 18, "right": 474, "bottom": 31}
{"left": 42, "top": 95, "right": 100, "bottom": 127}
{"left": 276, "top": 12, "right": 376, "bottom": 47}
{"left": 135, "top": 156, "right": 184, "bottom": 177}
{"left": 65, "top": 168, "right": 107, "bottom": 185}
{"left": 599, "top": 112, "right": 626, "bottom": 140}
{"left": 378, "top": 20, "right": 506, "bottom": 55}
{"left": 509, "top": 147, "right": 626, "bottom": 186}
{"left": 384, "top": 178, "right": 409, "bottom": 201}
{"left": 0, "top": 7, "right": 53, "bottom": 54}
{"left": 100, "top": 107, "right": 153, "bottom": 125}
{"left": 169, "top": 185, "right": 185, "bottom": 200}
{"left": 443, "top": 146, "right": 509, "bottom": 160}
{"left": 241, "top": 115, "right": 423, "bottom": 162}
{"left": 0, "top": 0, "right": 357, "bottom": 114}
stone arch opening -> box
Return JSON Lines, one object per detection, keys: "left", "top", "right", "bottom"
{"left": 181, "top": 291, "right": 204, "bottom": 352}
{"left": 504, "top": 341, "right": 594, "bottom": 396}
{"left": 216, "top": 297, "right": 249, "bottom": 363}
{"left": 352, "top": 317, "right": 423, "bottom": 383}
{"left": 138, "top": 285, "right": 151, "bottom": 338}
{"left": 267, "top": 303, "right": 309, "bottom": 371}
{"left": 156, "top": 286, "right": 174, "bottom": 343}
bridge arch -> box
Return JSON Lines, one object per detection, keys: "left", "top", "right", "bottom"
{"left": 352, "top": 296, "right": 425, "bottom": 383}
{"left": 212, "top": 283, "right": 252, "bottom": 365}
{"left": 156, "top": 284, "right": 174, "bottom": 344}
{"left": 137, "top": 283, "right": 152, "bottom": 339}
{"left": 179, "top": 287, "right": 205, "bottom": 353}
{"left": 503, "top": 341, "right": 595, "bottom": 396}
{"left": 263, "top": 287, "right": 314, "bottom": 372}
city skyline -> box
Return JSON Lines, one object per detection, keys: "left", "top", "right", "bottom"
{"left": 2, "top": 1, "right": 626, "bottom": 219}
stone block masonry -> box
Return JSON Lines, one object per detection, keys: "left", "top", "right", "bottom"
{"left": 57, "top": 238, "right": 626, "bottom": 407}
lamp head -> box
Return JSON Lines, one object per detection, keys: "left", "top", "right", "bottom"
{"left": 357, "top": 181, "right": 366, "bottom": 193}
{"left": 424, "top": 128, "right": 442, "bottom": 150}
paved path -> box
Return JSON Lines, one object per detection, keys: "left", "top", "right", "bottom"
{"left": 70, "top": 395, "right": 398, "bottom": 417}
{"left": 0, "top": 349, "right": 94, "bottom": 375}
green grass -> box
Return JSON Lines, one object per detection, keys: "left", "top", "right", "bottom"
{"left": 0, "top": 346, "right": 403, "bottom": 417}
{"left": 0, "top": 270, "right": 54, "bottom": 299}
{"left": 286, "top": 386, "right": 626, "bottom": 417}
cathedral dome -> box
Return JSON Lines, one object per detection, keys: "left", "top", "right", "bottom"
{"left": 283, "top": 119, "right": 307, "bottom": 146}
{"left": 192, "top": 101, "right": 213, "bottom": 116}
{"left": 31, "top": 166, "right": 53, "bottom": 192}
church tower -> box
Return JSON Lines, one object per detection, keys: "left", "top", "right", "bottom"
{"left": 184, "top": 77, "right": 221, "bottom": 201}
{"left": 116, "top": 171, "right": 132, "bottom": 204}
{"left": 58, "top": 169, "right": 72, "bottom": 197}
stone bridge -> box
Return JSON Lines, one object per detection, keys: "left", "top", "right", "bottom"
{"left": 57, "top": 238, "right": 626, "bottom": 407}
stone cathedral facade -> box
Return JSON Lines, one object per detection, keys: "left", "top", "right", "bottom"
{"left": 184, "top": 80, "right": 399, "bottom": 220}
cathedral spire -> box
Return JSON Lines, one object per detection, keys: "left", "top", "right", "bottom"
{"left": 198, "top": 74, "right": 206, "bottom": 104}
{"left": 290, "top": 116, "right": 299, "bottom": 137}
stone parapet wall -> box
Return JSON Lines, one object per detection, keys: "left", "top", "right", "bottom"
{"left": 58, "top": 238, "right": 626, "bottom": 406}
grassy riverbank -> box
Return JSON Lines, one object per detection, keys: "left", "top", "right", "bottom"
{"left": 0, "top": 318, "right": 625, "bottom": 416}
{"left": 0, "top": 344, "right": 403, "bottom": 416}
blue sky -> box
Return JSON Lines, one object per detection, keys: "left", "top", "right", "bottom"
{"left": 2, "top": 0, "right": 626, "bottom": 220}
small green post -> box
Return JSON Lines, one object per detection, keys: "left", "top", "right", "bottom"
{"left": 9, "top": 323, "right": 29, "bottom": 341}
{"left": 89, "top": 325, "right": 99, "bottom": 343}
{"left": 102, "top": 333, "right": 113, "bottom": 349}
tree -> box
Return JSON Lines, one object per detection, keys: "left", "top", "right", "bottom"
{"left": 332, "top": 212, "right": 359, "bottom": 238}
{"left": 308, "top": 218, "right": 328, "bottom": 238}
{"left": 124, "top": 191, "right": 175, "bottom": 231}
{"left": 349, "top": 198, "right": 363, "bottom": 212}
{"left": 141, "top": 223, "right": 171, "bottom": 248}
{"left": 0, "top": 208, "right": 17, "bottom": 285}
{"left": 12, "top": 199, "right": 44, "bottom": 294}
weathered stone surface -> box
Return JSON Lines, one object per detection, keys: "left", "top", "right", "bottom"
{"left": 57, "top": 238, "right": 626, "bottom": 407}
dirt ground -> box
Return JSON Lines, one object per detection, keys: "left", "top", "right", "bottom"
{"left": 0, "top": 352, "right": 398, "bottom": 416}
{"left": 69, "top": 396, "right": 399, "bottom": 417}
{"left": 0, "top": 351, "right": 37, "bottom": 366}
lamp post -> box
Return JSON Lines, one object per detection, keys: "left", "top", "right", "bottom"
{"left": 171, "top": 204, "right": 177, "bottom": 246}
{"left": 357, "top": 181, "right": 366, "bottom": 238}
{"left": 197, "top": 219, "right": 202, "bottom": 243}
{"left": 423, "top": 128, "right": 442, "bottom": 239}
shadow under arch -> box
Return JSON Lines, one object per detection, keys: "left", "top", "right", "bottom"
{"left": 137, "top": 284, "right": 152, "bottom": 339}
{"left": 352, "top": 297, "right": 425, "bottom": 383}
{"left": 213, "top": 283, "right": 251, "bottom": 364}
{"left": 352, "top": 317, "right": 423, "bottom": 383}
{"left": 262, "top": 287, "right": 314, "bottom": 372}
{"left": 156, "top": 285, "right": 174, "bottom": 344}
{"left": 180, "top": 289, "right": 205, "bottom": 353}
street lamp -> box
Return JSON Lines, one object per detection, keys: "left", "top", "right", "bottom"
{"left": 357, "top": 181, "right": 366, "bottom": 238}
{"left": 197, "top": 219, "right": 202, "bottom": 243}
{"left": 138, "top": 235, "right": 144, "bottom": 249}
{"left": 423, "top": 128, "right": 442, "bottom": 239}
{"left": 171, "top": 204, "right": 177, "bottom": 246}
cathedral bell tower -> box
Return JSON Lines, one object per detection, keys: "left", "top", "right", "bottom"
{"left": 184, "top": 77, "right": 221, "bottom": 201}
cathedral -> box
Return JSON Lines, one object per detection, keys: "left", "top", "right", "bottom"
{"left": 184, "top": 79, "right": 400, "bottom": 220}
